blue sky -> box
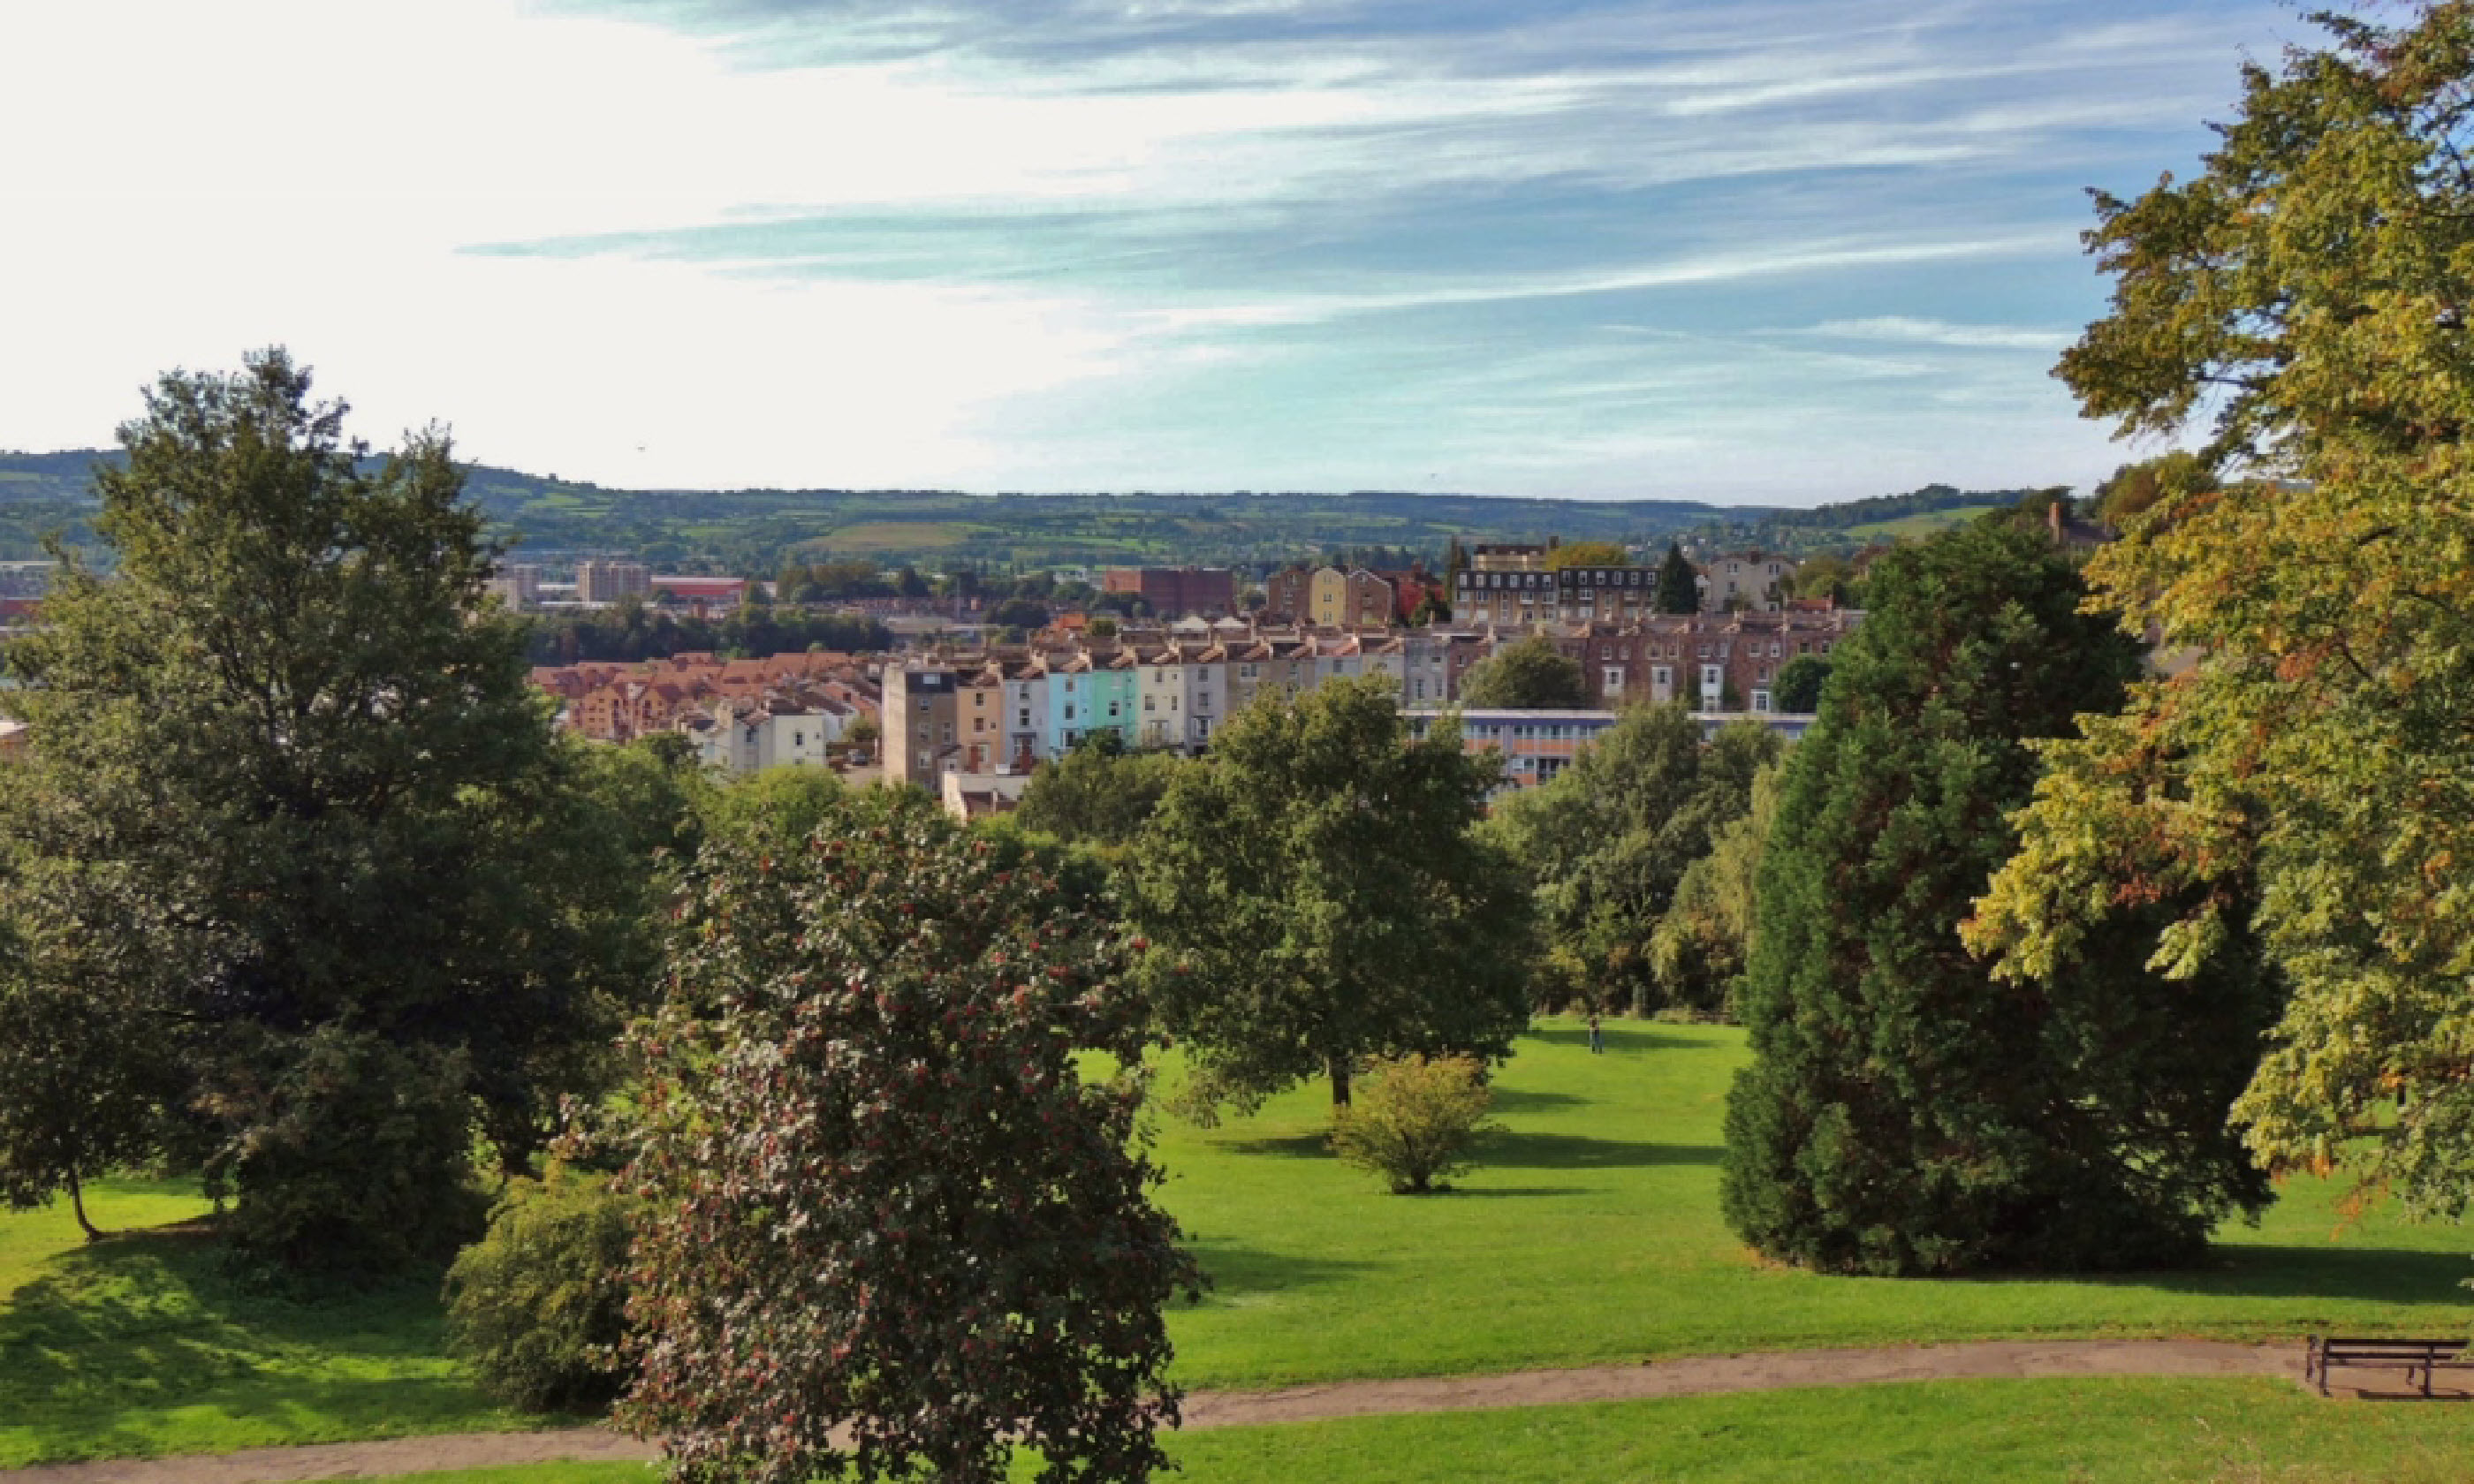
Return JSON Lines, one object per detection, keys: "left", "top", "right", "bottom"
{"left": 1, "top": 0, "right": 2310, "bottom": 503}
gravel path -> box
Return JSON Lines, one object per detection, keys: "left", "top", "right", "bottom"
{"left": 0, "top": 1338, "right": 2322, "bottom": 1483}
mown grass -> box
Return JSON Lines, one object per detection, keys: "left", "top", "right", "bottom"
{"left": 310, "top": 1378, "right": 2474, "bottom": 1484}
{"left": 0, "top": 1179, "right": 527, "bottom": 1466}
{"left": 6, "top": 1021, "right": 2471, "bottom": 1465}
{"left": 1159, "top": 1021, "right": 2474, "bottom": 1388}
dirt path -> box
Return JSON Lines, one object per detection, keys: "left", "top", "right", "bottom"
{"left": 0, "top": 1338, "right": 2320, "bottom": 1483}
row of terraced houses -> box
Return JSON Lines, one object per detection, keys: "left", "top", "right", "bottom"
{"left": 882, "top": 607, "right": 1859, "bottom": 788}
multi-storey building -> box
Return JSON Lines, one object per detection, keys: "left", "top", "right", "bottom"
{"left": 1102, "top": 566, "right": 1236, "bottom": 617}
{"left": 883, "top": 663, "right": 959, "bottom": 787}
{"left": 486, "top": 563, "right": 542, "bottom": 610}
{"left": 577, "top": 560, "right": 652, "bottom": 605}
{"left": 1701, "top": 551, "right": 1795, "bottom": 612}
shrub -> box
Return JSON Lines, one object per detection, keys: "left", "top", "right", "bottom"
{"left": 444, "top": 1164, "right": 636, "bottom": 1413}
{"left": 1330, "top": 1055, "right": 1499, "bottom": 1194}
{"left": 209, "top": 1027, "right": 489, "bottom": 1279}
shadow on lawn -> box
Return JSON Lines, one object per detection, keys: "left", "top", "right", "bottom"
{"left": 1488, "top": 1087, "right": 1585, "bottom": 1115}
{"left": 1484, "top": 1132, "right": 1722, "bottom": 1171}
{"left": 0, "top": 1223, "right": 503, "bottom": 1467}
{"left": 1525, "top": 1025, "right": 1706, "bottom": 1054}
{"left": 2126, "top": 1242, "right": 2474, "bottom": 1308}
{"left": 1182, "top": 1238, "right": 1375, "bottom": 1300}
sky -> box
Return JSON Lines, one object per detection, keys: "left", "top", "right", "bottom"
{"left": 0, "top": 0, "right": 2314, "bottom": 504}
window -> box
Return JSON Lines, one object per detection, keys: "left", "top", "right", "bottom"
{"left": 793, "top": 731, "right": 805, "bottom": 747}
{"left": 1143, "top": 695, "right": 1155, "bottom": 711}
{"left": 1752, "top": 689, "right": 1773, "bottom": 712}
{"left": 941, "top": 723, "right": 953, "bottom": 742}
{"left": 1064, "top": 704, "right": 1075, "bottom": 721}
{"left": 1654, "top": 665, "right": 1672, "bottom": 687}
{"left": 1018, "top": 708, "right": 1031, "bottom": 725}
{"left": 917, "top": 699, "right": 932, "bottom": 714}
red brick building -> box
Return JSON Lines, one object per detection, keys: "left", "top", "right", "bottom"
{"left": 1101, "top": 566, "right": 1236, "bottom": 617}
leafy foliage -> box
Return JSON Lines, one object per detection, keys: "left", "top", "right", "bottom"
{"left": 1542, "top": 541, "right": 1632, "bottom": 570}
{"left": 1769, "top": 655, "right": 1831, "bottom": 713}
{"left": 1484, "top": 708, "right": 1780, "bottom": 1016}
{"left": 1722, "top": 520, "right": 2272, "bottom": 1276}
{"left": 614, "top": 789, "right": 1198, "bottom": 1484}
{"left": 444, "top": 1165, "right": 638, "bottom": 1413}
{"left": 1967, "top": 4, "right": 2474, "bottom": 1214}
{"left": 1014, "top": 732, "right": 1188, "bottom": 848}
{"left": 1329, "top": 1055, "right": 1501, "bottom": 1194}
{"left": 0, "top": 351, "right": 648, "bottom": 1272}
{"left": 1129, "top": 678, "right": 1535, "bottom": 1109}
{"left": 1456, "top": 636, "right": 1590, "bottom": 710}
{"left": 1649, "top": 763, "right": 1781, "bottom": 1019}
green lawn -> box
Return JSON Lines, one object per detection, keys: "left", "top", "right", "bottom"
{"left": 309, "top": 1379, "right": 2474, "bottom": 1484}
{"left": 1161, "top": 1021, "right": 2474, "bottom": 1388}
{"left": 4, "top": 1021, "right": 2470, "bottom": 1465}
{"left": 0, "top": 1180, "right": 527, "bottom": 1466}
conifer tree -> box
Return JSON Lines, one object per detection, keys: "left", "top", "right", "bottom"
{"left": 1720, "top": 519, "right": 2273, "bottom": 1276}
{"left": 1655, "top": 541, "right": 1700, "bottom": 613}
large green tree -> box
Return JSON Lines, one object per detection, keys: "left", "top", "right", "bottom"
{"left": 1013, "top": 731, "right": 1188, "bottom": 848}
{"left": 1722, "top": 520, "right": 2273, "bottom": 1276}
{"left": 1484, "top": 707, "right": 1780, "bottom": 1016}
{"left": 0, "top": 351, "right": 639, "bottom": 1271}
{"left": 616, "top": 790, "right": 1196, "bottom": 1484}
{"left": 1457, "top": 636, "right": 1590, "bottom": 709}
{"left": 1966, "top": 3, "right": 2474, "bottom": 1215}
{"left": 1128, "top": 677, "right": 1533, "bottom": 1109}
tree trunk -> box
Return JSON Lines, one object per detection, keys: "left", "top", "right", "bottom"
{"left": 66, "top": 1168, "right": 102, "bottom": 1243}
{"left": 1328, "top": 1056, "right": 1352, "bottom": 1111}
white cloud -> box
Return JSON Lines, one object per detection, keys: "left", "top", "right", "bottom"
{"left": 1800, "top": 316, "right": 2080, "bottom": 351}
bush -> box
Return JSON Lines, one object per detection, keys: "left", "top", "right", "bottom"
{"left": 1330, "top": 1056, "right": 1500, "bottom": 1194}
{"left": 209, "top": 1027, "right": 489, "bottom": 1279}
{"left": 444, "top": 1164, "right": 637, "bottom": 1413}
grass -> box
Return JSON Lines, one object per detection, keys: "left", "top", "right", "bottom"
{"left": 826, "top": 520, "right": 977, "bottom": 551}
{"left": 0, "top": 1179, "right": 528, "bottom": 1466}
{"left": 1157, "top": 1022, "right": 2474, "bottom": 1388}
{"left": 1840, "top": 504, "right": 2008, "bottom": 541}
{"left": 303, "top": 1379, "right": 2474, "bottom": 1483}
{"left": 6, "top": 1022, "right": 2472, "bottom": 1465}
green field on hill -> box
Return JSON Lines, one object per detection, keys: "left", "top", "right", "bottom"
{"left": 4, "top": 1021, "right": 2469, "bottom": 1468}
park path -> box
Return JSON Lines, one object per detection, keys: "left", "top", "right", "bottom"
{"left": 0, "top": 1338, "right": 2315, "bottom": 1483}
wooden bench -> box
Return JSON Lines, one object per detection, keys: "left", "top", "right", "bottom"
{"left": 2306, "top": 1335, "right": 2474, "bottom": 1397}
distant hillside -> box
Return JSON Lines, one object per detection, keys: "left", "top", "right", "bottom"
{"left": 0, "top": 450, "right": 2038, "bottom": 573}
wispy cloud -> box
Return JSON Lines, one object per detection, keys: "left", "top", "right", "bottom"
{"left": 1798, "top": 316, "right": 2081, "bottom": 351}
{"left": 2, "top": 0, "right": 2294, "bottom": 500}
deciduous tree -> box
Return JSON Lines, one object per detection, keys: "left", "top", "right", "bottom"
{"left": 0, "top": 350, "right": 639, "bottom": 1271}
{"left": 616, "top": 791, "right": 1196, "bottom": 1483}
{"left": 1458, "top": 636, "right": 1590, "bottom": 709}
{"left": 1965, "top": 3, "right": 2474, "bottom": 1215}
{"left": 1128, "top": 678, "right": 1533, "bottom": 1109}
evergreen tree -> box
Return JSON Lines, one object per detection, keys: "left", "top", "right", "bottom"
{"left": 1655, "top": 541, "right": 1700, "bottom": 613}
{"left": 1721, "top": 520, "right": 2273, "bottom": 1276}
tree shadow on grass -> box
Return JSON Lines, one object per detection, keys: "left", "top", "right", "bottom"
{"left": 1526, "top": 1025, "right": 1706, "bottom": 1054}
{"left": 0, "top": 1223, "right": 518, "bottom": 1467}
{"left": 2122, "top": 1242, "right": 2474, "bottom": 1309}
{"left": 1211, "top": 1131, "right": 1333, "bottom": 1160}
{"left": 1488, "top": 1087, "right": 1586, "bottom": 1115}
{"left": 1437, "top": 1185, "right": 1590, "bottom": 1199}
{"left": 1180, "top": 1238, "right": 1376, "bottom": 1302}
{"left": 1484, "top": 1132, "right": 1723, "bottom": 1171}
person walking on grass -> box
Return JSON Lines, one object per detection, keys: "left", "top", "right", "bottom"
{"left": 1588, "top": 1011, "right": 1605, "bottom": 1055}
